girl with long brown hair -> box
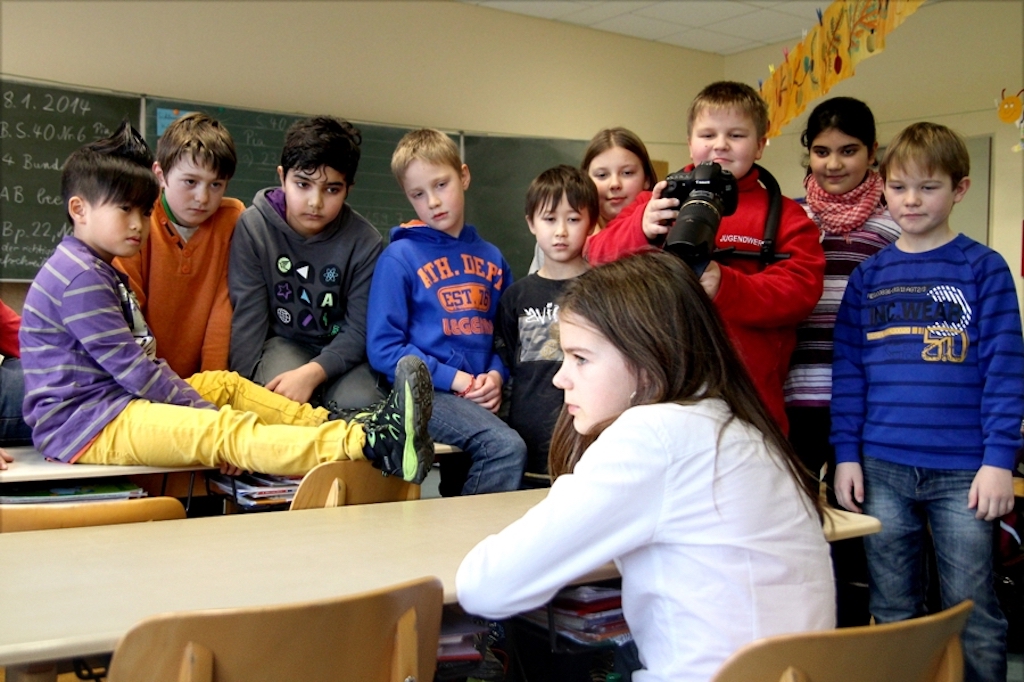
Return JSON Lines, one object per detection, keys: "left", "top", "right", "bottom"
{"left": 457, "top": 251, "right": 835, "bottom": 682}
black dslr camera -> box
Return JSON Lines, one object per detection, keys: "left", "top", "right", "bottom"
{"left": 662, "top": 161, "right": 738, "bottom": 276}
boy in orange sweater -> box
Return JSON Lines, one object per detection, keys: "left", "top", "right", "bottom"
{"left": 115, "top": 113, "right": 244, "bottom": 377}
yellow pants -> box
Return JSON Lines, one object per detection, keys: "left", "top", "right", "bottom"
{"left": 77, "top": 371, "right": 366, "bottom": 475}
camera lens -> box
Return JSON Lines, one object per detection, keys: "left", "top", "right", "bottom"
{"left": 665, "top": 200, "right": 720, "bottom": 276}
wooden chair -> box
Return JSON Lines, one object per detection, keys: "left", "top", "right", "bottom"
{"left": 105, "top": 576, "right": 444, "bottom": 682}
{"left": 711, "top": 600, "right": 973, "bottom": 682}
{"left": 289, "top": 460, "right": 419, "bottom": 511}
{"left": 0, "top": 496, "right": 185, "bottom": 533}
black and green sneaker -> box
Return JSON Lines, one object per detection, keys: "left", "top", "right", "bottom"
{"left": 329, "top": 355, "right": 434, "bottom": 484}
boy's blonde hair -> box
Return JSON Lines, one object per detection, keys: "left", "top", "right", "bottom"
{"left": 686, "top": 81, "right": 769, "bottom": 139}
{"left": 156, "top": 112, "right": 237, "bottom": 180}
{"left": 391, "top": 129, "right": 462, "bottom": 184}
{"left": 880, "top": 122, "right": 970, "bottom": 186}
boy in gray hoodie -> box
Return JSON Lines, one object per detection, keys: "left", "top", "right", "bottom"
{"left": 229, "top": 116, "right": 384, "bottom": 410}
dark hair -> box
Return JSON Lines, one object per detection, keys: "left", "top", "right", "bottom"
{"left": 157, "top": 112, "right": 237, "bottom": 180}
{"left": 61, "top": 120, "right": 160, "bottom": 224}
{"left": 548, "top": 251, "right": 822, "bottom": 520}
{"left": 280, "top": 116, "right": 362, "bottom": 184}
{"left": 881, "top": 122, "right": 970, "bottom": 187}
{"left": 800, "top": 97, "right": 876, "bottom": 151}
{"left": 581, "top": 127, "right": 657, "bottom": 190}
{"left": 524, "top": 165, "right": 599, "bottom": 224}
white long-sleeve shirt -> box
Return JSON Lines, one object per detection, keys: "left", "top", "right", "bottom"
{"left": 457, "top": 400, "right": 835, "bottom": 682}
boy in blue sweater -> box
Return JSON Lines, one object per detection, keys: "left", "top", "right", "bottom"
{"left": 367, "top": 129, "right": 526, "bottom": 495}
{"left": 832, "top": 122, "right": 1023, "bottom": 682}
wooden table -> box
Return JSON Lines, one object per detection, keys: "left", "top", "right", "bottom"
{"left": 0, "top": 445, "right": 460, "bottom": 485}
{"left": 0, "top": 489, "right": 878, "bottom": 670}
{"left": 822, "top": 506, "right": 881, "bottom": 542}
{"left": 0, "top": 444, "right": 463, "bottom": 513}
{"left": 0, "top": 446, "right": 214, "bottom": 485}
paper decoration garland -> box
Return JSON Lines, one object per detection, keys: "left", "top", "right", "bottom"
{"left": 996, "top": 88, "right": 1024, "bottom": 152}
{"left": 759, "top": 0, "right": 926, "bottom": 138}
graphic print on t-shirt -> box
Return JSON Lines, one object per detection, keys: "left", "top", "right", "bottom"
{"left": 865, "top": 284, "right": 972, "bottom": 363}
{"left": 518, "top": 302, "right": 563, "bottom": 363}
{"left": 273, "top": 253, "right": 346, "bottom": 340}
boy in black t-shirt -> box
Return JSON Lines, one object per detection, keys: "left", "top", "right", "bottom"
{"left": 494, "top": 166, "right": 596, "bottom": 479}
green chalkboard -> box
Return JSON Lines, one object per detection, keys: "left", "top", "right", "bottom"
{"left": 0, "top": 78, "right": 591, "bottom": 282}
{"left": 463, "top": 135, "right": 589, "bottom": 279}
{"left": 0, "top": 78, "right": 141, "bottom": 281}
{"left": 144, "top": 99, "right": 417, "bottom": 240}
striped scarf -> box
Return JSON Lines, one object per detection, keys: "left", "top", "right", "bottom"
{"left": 803, "top": 169, "right": 884, "bottom": 235}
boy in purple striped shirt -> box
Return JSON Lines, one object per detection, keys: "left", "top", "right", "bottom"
{"left": 19, "top": 122, "right": 433, "bottom": 484}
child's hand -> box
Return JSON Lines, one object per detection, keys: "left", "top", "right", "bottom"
{"left": 451, "top": 370, "right": 475, "bottom": 396}
{"left": 466, "top": 371, "right": 503, "bottom": 414}
{"left": 969, "top": 465, "right": 1014, "bottom": 521}
{"left": 219, "top": 462, "right": 246, "bottom": 477}
{"left": 834, "top": 462, "right": 864, "bottom": 513}
{"left": 265, "top": 362, "right": 327, "bottom": 405}
{"left": 0, "top": 448, "right": 12, "bottom": 470}
{"left": 699, "top": 261, "right": 722, "bottom": 299}
{"left": 641, "top": 181, "right": 680, "bottom": 242}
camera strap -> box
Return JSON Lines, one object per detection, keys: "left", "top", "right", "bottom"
{"left": 713, "top": 164, "right": 789, "bottom": 269}
{"left": 753, "top": 163, "right": 786, "bottom": 266}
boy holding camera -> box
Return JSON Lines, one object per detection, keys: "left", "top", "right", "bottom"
{"left": 586, "top": 81, "right": 824, "bottom": 433}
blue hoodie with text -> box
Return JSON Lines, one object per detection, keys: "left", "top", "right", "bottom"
{"left": 366, "top": 222, "right": 513, "bottom": 390}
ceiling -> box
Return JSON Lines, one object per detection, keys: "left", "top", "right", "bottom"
{"left": 459, "top": 1, "right": 829, "bottom": 55}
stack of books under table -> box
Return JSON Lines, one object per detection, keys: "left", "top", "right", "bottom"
{"left": 207, "top": 472, "right": 302, "bottom": 509}
{"left": 520, "top": 585, "right": 632, "bottom": 646}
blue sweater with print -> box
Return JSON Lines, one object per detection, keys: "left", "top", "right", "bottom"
{"left": 367, "top": 223, "right": 512, "bottom": 389}
{"left": 831, "top": 235, "right": 1024, "bottom": 471}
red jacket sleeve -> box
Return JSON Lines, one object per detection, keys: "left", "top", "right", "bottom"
{"left": 584, "top": 191, "right": 655, "bottom": 266}
{"left": 713, "top": 196, "right": 825, "bottom": 328}
{"left": 0, "top": 299, "right": 21, "bottom": 358}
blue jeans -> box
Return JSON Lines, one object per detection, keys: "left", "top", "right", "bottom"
{"left": 430, "top": 391, "right": 526, "bottom": 495}
{"left": 862, "top": 456, "right": 1006, "bottom": 682}
{"left": 0, "top": 358, "right": 31, "bottom": 445}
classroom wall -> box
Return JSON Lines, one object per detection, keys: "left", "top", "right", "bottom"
{"left": 2, "top": 0, "right": 1022, "bottom": 304}
{"left": 0, "top": 0, "right": 715, "bottom": 171}
{"left": 726, "top": 0, "right": 1024, "bottom": 295}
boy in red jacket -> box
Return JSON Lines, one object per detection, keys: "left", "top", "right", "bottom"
{"left": 586, "top": 82, "right": 824, "bottom": 433}
{"left": 0, "top": 297, "right": 31, "bottom": 453}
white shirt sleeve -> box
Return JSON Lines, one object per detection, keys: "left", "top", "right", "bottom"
{"left": 456, "top": 408, "right": 668, "bottom": 618}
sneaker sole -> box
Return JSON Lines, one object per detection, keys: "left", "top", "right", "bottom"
{"left": 394, "top": 355, "right": 434, "bottom": 483}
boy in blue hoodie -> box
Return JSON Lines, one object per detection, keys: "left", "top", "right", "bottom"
{"left": 367, "top": 129, "right": 526, "bottom": 495}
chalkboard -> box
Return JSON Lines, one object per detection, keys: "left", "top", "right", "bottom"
{"left": 463, "top": 135, "right": 589, "bottom": 279}
{"left": 1, "top": 79, "right": 590, "bottom": 282}
{"left": 144, "top": 99, "right": 417, "bottom": 240}
{"left": 0, "top": 79, "right": 141, "bottom": 280}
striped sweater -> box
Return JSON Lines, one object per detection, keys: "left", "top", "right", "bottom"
{"left": 19, "top": 236, "right": 214, "bottom": 462}
{"left": 831, "top": 235, "right": 1024, "bottom": 471}
{"left": 783, "top": 206, "right": 900, "bottom": 406}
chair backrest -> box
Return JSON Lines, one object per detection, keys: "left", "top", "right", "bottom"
{"left": 289, "top": 460, "right": 419, "bottom": 511}
{"left": 105, "top": 575, "right": 444, "bottom": 682}
{"left": 711, "top": 600, "right": 973, "bottom": 682}
{"left": 0, "top": 496, "right": 186, "bottom": 533}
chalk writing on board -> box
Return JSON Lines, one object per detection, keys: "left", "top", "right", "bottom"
{"left": 0, "top": 79, "right": 139, "bottom": 280}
